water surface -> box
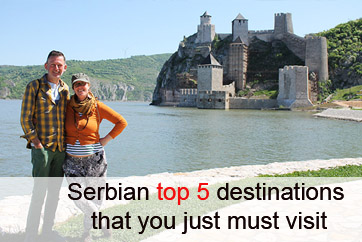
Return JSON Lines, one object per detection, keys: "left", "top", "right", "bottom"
{"left": 1, "top": 100, "right": 361, "bottom": 177}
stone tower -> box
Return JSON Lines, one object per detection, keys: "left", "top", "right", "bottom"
{"left": 228, "top": 37, "right": 248, "bottom": 91}
{"left": 305, "top": 36, "right": 329, "bottom": 82}
{"left": 195, "top": 11, "right": 216, "bottom": 44}
{"left": 274, "top": 13, "right": 294, "bottom": 37}
{"left": 197, "top": 54, "right": 223, "bottom": 91}
{"left": 232, "top": 13, "right": 249, "bottom": 45}
{"left": 277, "top": 66, "right": 313, "bottom": 108}
{"left": 197, "top": 54, "right": 233, "bottom": 109}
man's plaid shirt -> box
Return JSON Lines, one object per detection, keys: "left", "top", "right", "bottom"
{"left": 20, "top": 74, "right": 70, "bottom": 152}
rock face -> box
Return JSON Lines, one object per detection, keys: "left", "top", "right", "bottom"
{"left": 0, "top": 87, "right": 11, "bottom": 99}
{"left": 151, "top": 33, "right": 210, "bottom": 105}
{"left": 90, "top": 80, "right": 134, "bottom": 101}
{"left": 0, "top": 80, "right": 15, "bottom": 99}
{"left": 151, "top": 34, "right": 239, "bottom": 105}
{"left": 330, "top": 53, "right": 362, "bottom": 88}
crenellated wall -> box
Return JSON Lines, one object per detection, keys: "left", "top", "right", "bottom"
{"left": 248, "top": 30, "right": 275, "bottom": 42}
{"left": 179, "top": 88, "right": 197, "bottom": 107}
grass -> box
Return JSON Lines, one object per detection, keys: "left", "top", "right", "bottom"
{"left": 259, "top": 164, "right": 362, "bottom": 177}
{"left": 237, "top": 89, "right": 278, "bottom": 99}
{"left": 252, "top": 90, "right": 278, "bottom": 99}
{"left": 295, "top": 85, "right": 362, "bottom": 111}
{"left": 331, "top": 85, "right": 362, "bottom": 101}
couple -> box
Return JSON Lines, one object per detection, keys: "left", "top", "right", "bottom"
{"left": 20, "top": 50, "right": 128, "bottom": 242}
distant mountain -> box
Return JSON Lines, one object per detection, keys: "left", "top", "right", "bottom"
{"left": 0, "top": 53, "right": 171, "bottom": 101}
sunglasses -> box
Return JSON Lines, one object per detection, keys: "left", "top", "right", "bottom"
{"left": 73, "top": 82, "right": 88, "bottom": 88}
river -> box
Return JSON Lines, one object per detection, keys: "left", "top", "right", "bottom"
{"left": 1, "top": 99, "right": 361, "bottom": 177}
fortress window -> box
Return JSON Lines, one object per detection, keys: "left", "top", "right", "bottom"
{"left": 218, "top": 99, "right": 222, "bottom": 102}
{"left": 208, "top": 98, "right": 212, "bottom": 102}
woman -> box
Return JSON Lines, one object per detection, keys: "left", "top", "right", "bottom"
{"left": 63, "top": 73, "right": 127, "bottom": 241}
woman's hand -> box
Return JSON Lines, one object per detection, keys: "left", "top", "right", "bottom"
{"left": 99, "top": 134, "right": 113, "bottom": 147}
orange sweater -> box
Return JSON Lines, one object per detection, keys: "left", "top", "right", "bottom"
{"left": 65, "top": 101, "right": 127, "bottom": 145}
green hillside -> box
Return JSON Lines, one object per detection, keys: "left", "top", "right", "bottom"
{"left": 317, "top": 18, "right": 362, "bottom": 89}
{"left": 0, "top": 53, "right": 171, "bottom": 101}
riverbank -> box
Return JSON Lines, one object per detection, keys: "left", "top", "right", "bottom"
{"left": 1, "top": 157, "right": 362, "bottom": 235}
{"left": 314, "top": 108, "right": 362, "bottom": 122}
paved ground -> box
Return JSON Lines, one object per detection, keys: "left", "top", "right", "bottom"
{"left": 314, "top": 108, "right": 362, "bottom": 122}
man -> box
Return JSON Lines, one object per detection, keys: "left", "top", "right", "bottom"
{"left": 21, "top": 50, "right": 69, "bottom": 242}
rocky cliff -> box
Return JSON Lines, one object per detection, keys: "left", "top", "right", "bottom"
{"left": 87, "top": 80, "right": 135, "bottom": 101}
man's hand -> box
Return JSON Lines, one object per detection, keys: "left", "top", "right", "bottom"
{"left": 31, "top": 137, "right": 43, "bottom": 149}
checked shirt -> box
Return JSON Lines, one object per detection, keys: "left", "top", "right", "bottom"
{"left": 20, "top": 74, "right": 70, "bottom": 152}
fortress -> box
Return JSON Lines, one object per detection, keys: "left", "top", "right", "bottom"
{"left": 154, "top": 12, "right": 328, "bottom": 109}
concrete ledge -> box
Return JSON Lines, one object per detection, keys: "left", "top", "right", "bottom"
{"left": 314, "top": 108, "right": 362, "bottom": 122}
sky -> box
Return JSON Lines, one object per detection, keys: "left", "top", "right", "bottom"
{"left": 0, "top": 0, "right": 361, "bottom": 66}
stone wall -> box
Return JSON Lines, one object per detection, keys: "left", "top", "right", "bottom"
{"left": 278, "top": 33, "right": 306, "bottom": 60}
{"left": 179, "top": 88, "right": 197, "bottom": 107}
{"left": 197, "top": 91, "right": 230, "bottom": 109}
{"left": 248, "top": 30, "right": 275, "bottom": 42}
{"left": 159, "top": 88, "right": 181, "bottom": 105}
{"left": 229, "top": 98, "right": 278, "bottom": 109}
